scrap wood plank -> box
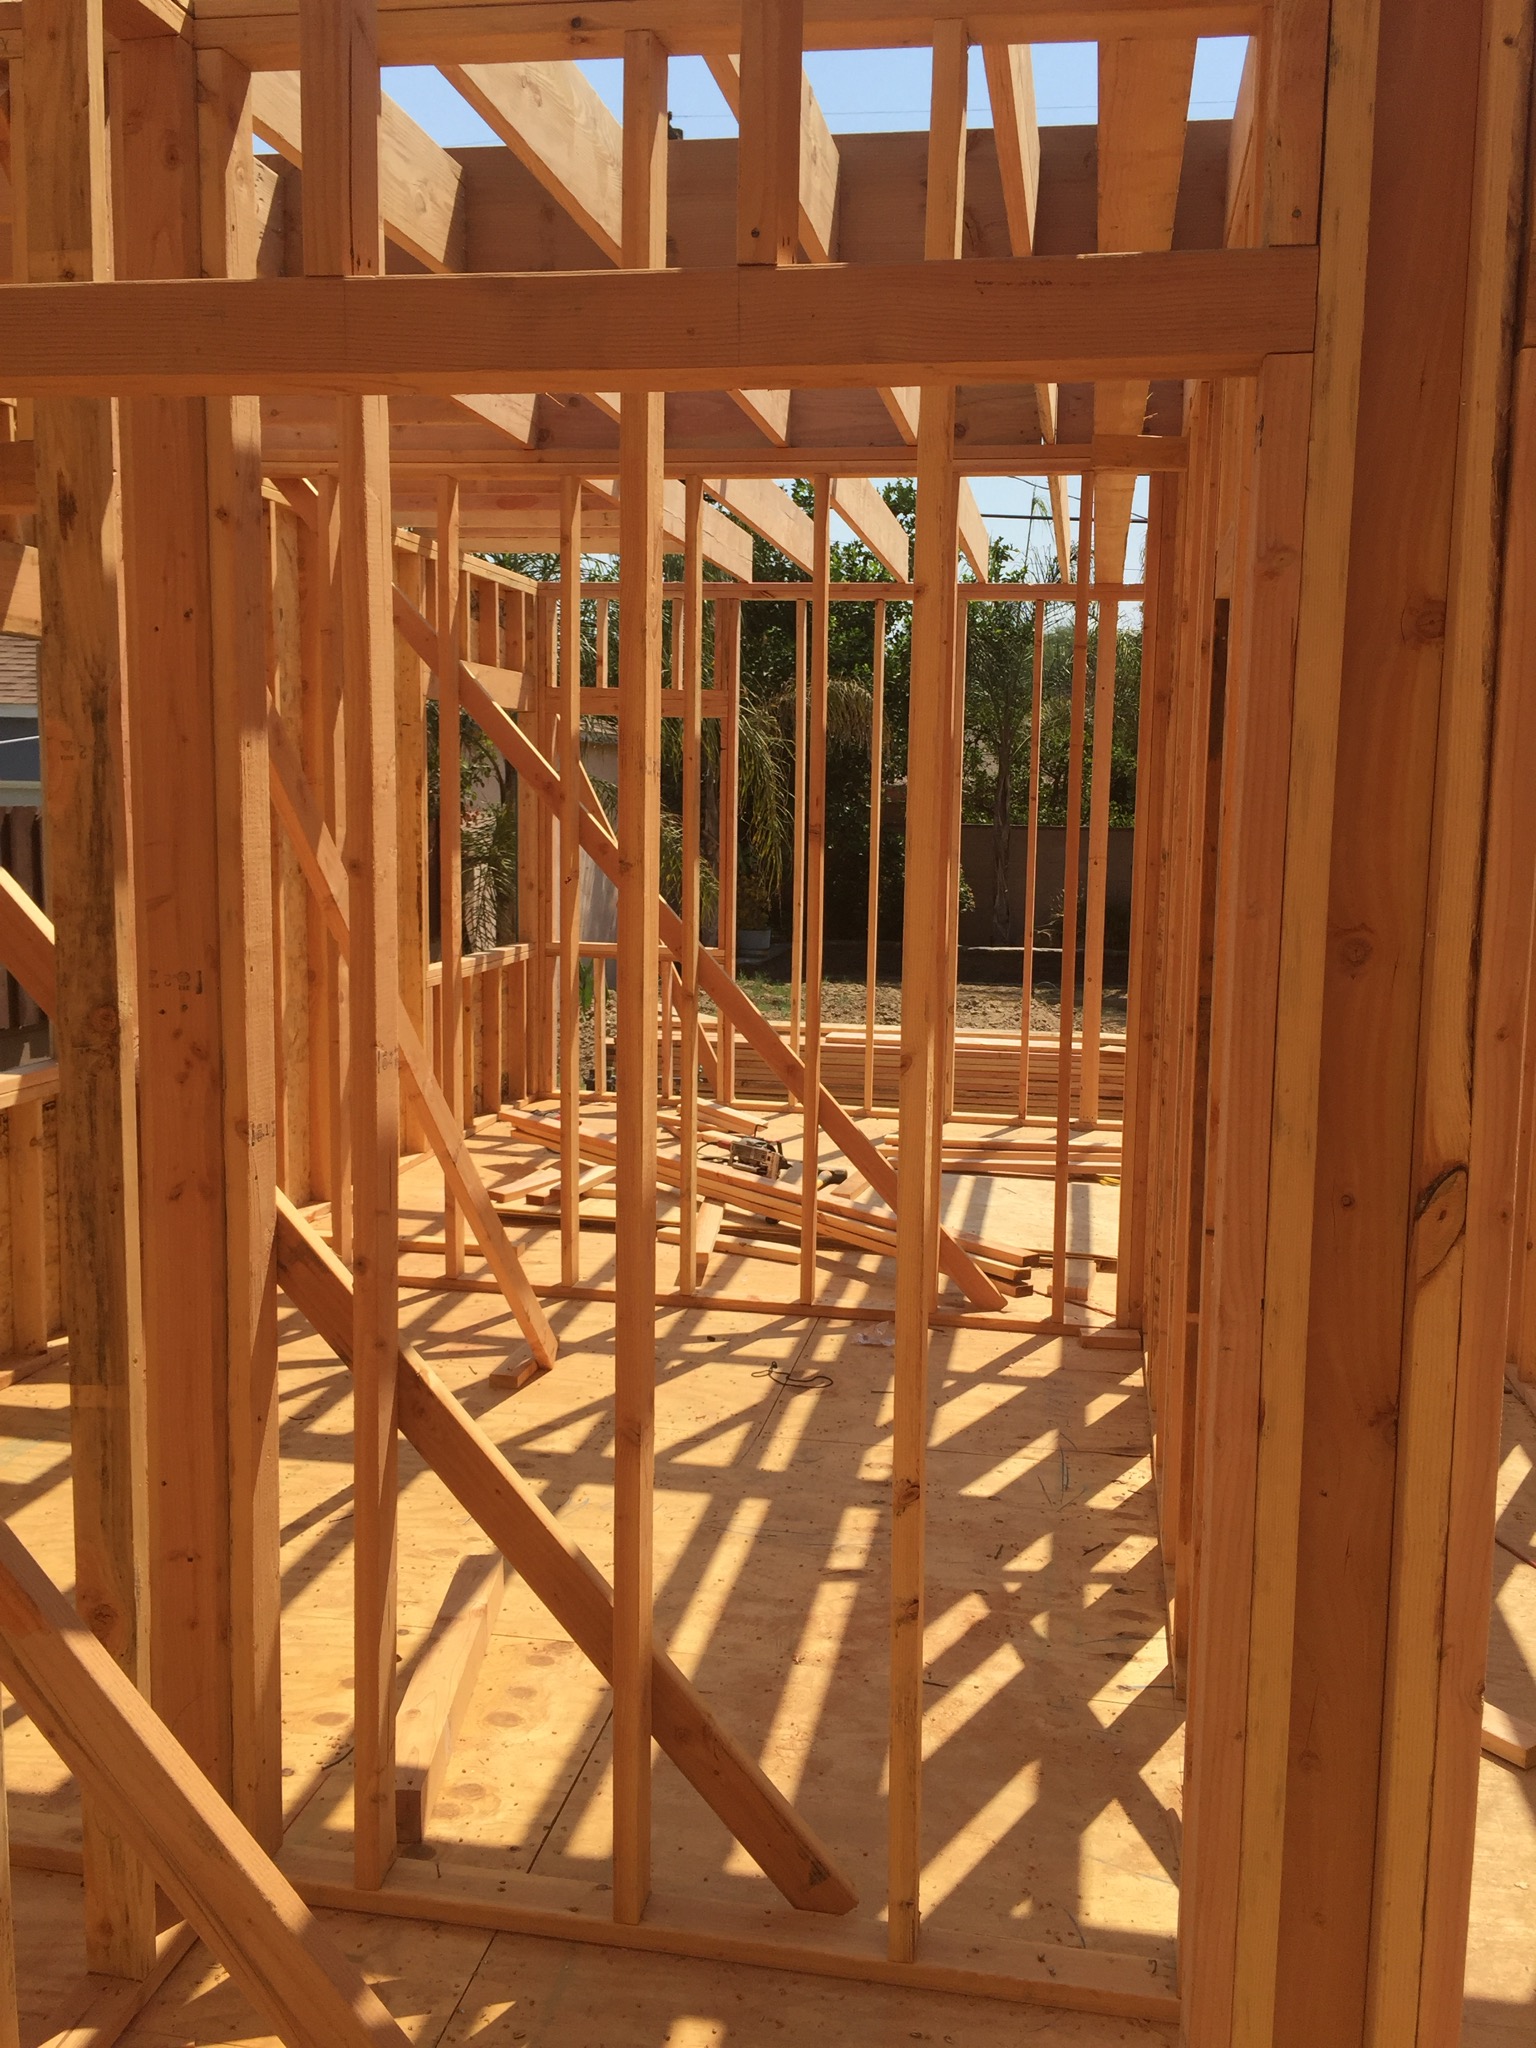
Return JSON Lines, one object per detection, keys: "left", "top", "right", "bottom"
{"left": 1481, "top": 1705, "right": 1536, "bottom": 1769}
{"left": 399, "top": 594, "right": 1006, "bottom": 1310}
{"left": 266, "top": 702, "right": 557, "bottom": 1372}
{"left": 509, "top": 1107, "right": 1028, "bottom": 1273}
{"left": 395, "top": 1552, "right": 506, "bottom": 1843}
{"left": 501, "top": 1162, "right": 616, "bottom": 1208}
{"left": 490, "top": 1162, "right": 565, "bottom": 1201}
{"left": 504, "top": 1105, "right": 1029, "bottom": 1283}
{"left": 273, "top": 1194, "right": 858, "bottom": 1916}
{"left": 0, "top": 1520, "right": 411, "bottom": 2048}
{"left": 440, "top": 1202, "right": 804, "bottom": 1269}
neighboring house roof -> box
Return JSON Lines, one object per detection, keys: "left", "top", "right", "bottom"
{"left": 0, "top": 634, "right": 38, "bottom": 707}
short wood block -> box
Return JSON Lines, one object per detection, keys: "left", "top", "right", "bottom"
{"left": 1482, "top": 1704, "right": 1536, "bottom": 1770}
{"left": 394, "top": 1551, "right": 506, "bottom": 1844}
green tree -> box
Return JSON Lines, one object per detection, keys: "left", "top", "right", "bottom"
{"left": 959, "top": 528, "right": 1143, "bottom": 945}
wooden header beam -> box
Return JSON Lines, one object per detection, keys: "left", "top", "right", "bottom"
{"left": 154, "top": 0, "right": 1262, "bottom": 69}
{"left": 260, "top": 436, "right": 1189, "bottom": 482}
{"left": 0, "top": 248, "right": 1317, "bottom": 396}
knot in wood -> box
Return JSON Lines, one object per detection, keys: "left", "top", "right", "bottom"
{"left": 1413, "top": 1164, "right": 1468, "bottom": 1283}
{"left": 1402, "top": 597, "right": 1447, "bottom": 646}
{"left": 86, "top": 1003, "right": 121, "bottom": 1049}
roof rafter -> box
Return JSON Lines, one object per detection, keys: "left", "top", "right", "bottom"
{"left": 441, "top": 54, "right": 794, "bottom": 449}
{"left": 250, "top": 70, "right": 537, "bottom": 443}
{"left": 982, "top": 39, "right": 1071, "bottom": 569}
{"left": 1093, "top": 33, "right": 1198, "bottom": 575}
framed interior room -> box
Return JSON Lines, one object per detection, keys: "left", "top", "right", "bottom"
{"left": 0, "top": 1, "right": 1532, "bottom": 2042}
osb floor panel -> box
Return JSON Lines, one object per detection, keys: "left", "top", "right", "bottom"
{"left": 1470, "top": 1383, "right": 1536, "bottom": 2044}
{"left": 0, "top": 1122, "right": 1527, "bottom": 2041}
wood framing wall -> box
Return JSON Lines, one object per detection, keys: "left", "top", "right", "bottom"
{"left": 0, "top": 1, "right": 1530, "bottom": 2043}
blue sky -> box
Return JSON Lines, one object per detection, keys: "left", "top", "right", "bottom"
{"left": 382, "top": 37, "right": 1248, "bottom": 147}
{"left": 373, "top": 40, "right": 1250, "bottom": 580}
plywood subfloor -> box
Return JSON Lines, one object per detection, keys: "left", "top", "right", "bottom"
{"left": 4, "top": 1124, "right": 1528, "bottom": 2040}
{"left": 1466, "top": 1382, "right": 1536, "bottom": 2045}
{"left": 0, "top": 1122, "right": 1165, "bottom": 2039}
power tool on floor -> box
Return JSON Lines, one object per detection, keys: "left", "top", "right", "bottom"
{"left": 723, "top": 1134, "right": 787, "bottom": 1181}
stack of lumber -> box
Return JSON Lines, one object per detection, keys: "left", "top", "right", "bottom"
{"left": 710, "top": 1023, "right": 1127, "bottom": 1120}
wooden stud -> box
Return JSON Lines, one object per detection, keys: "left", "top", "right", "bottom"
{"left": 22, "top": 0, "right": 158, "bottom": 1977}
{"left": 736, "top": 0, "right": 803, "bottom": 268}
{"left": 558, "top": 475, "right": 583, "bottom": 1285}
{"left": 1217, "top": 2, "right": 1519, "bottom": 2038}
{"left": 925, "top": 19, "right": 969, "bottom": 1167}
{"left": 478, "top": 955, "right": 502, "bottom": 1110}
{"left": 116, "top": 32, "right": 282, "bottom": 1855}
{"left": 505, "top": 953, "right": 528, "bottom": 1103}
{"left": 613, "top": 24, "right": 667, "bottom": 1929}
{"left": 1156, "top": 381, "right": 1225, "bottom": 1679}
{"left": 863, "top": 597, "right": 886, "bottom": 1114}
{"left": 1017, "top": 599, "right": 1047, "bottom": 1120}
{"left": 1115, "top": 475, "right": 1179, "bottom": 1331}
{"left": 252, "top": 65, "right": 470, "bottom": 276}
{"left": 338, "top": 360, "right": 402, "bottom": 1895}
{"left": 300, "top": 476, "right": 348, "bottom": 1250}
{"left": 532, "top": 589, "right": 560, "bottom": 1098}
{"left": 1259, "top": 0, "right": 1330, "bottom": 249}
{"left": 456, "top": 962, "right": 475, "bottom": 1122}
{"left": 659, "top": 954, "right": 675, "bottom": 1101}
{"left": 888, "top": 386, "right": 960, "bottom": 1964}
{"left": 1372, "top": 5, "right": 1534, "bottom": 2032}
{"left": 1077, "top": 594, "right": 1118, "bottom": 1125}
{"left": 799, "top": 482, "right": 831, "bottom": 1300}
{"left": 1050, "top": 479, "right": 1093, "bottom": 1324}
{"left": 593, "top": 957, "right": 609, "bottom": 1098}
{"left": 437, "top": 481, "right": 466, "bottom": 1275}
{"left": 395, "top": 543, "right": 431, "bottom": 1157}
{"left": 716, "top": 594, "right": 741, "bottom": 1106}
{"left": 1228, "top": 0, "right": 1381, "bottom": 1982}
{"left": 789, "top": 597, "right": 807, "bottom": 1068}
{"left": 925, "top": 21, "right": 969, "bottom": 264}
{"left": 937, "top": 591, "right": 968, "bottom": 1133}
{"left": 198, "top": 46, "right": 284, "bottom": 1853}
{"left": 7, "top": 1098, "right": 45, "bottom": 1360}
{"left": 677, "top": 478, "right": 705, "bottom": 1291}
{"left": 461, "top": 964, "right": 476, "bottom": 1125}
{"left": 299, "top": 0, "right": 400, "bottom": 1893}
